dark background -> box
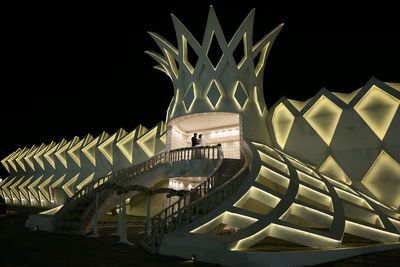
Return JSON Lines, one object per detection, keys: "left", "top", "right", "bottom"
{"left": 1, "top": 1, "right": 399, "bottom": 178}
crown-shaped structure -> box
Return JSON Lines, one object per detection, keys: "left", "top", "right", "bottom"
{"left": 146, "top": 6, "right": 283, "bottom": 144}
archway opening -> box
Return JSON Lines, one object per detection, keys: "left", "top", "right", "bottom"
{"left": 167, "top": 112, "right": 241, "bottom": 159}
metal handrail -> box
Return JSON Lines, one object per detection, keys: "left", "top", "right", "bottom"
{"left": 145, "top": 141, "right": 251, "bottom": 249}
{"left": 56, "top": 145, "right": 222, "bottom": 230}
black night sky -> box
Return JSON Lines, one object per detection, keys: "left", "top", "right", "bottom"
{"left": 1, "top": 1, "right": 399, "bottom": 178}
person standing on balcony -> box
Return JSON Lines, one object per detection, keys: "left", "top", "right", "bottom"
{"left": 191, "top": 133, "right": 198, "bottom": 147}
{"left": 197, "top": 134, "right": 203, "bottom": 146}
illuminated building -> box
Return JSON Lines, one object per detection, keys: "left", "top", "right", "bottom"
{"left": 1, "top": 6, "right": 400, "bottom": 266}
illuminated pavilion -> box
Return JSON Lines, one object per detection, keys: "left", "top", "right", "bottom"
{"left": 1, "top": 6, "right": 400, "bottom": 266}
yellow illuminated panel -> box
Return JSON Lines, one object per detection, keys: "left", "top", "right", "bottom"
{"left": 322, "top": 175, "right": 357, "bottom": 195}
{"left": 2, "top": 177, "right": 16, "bottom": 199}
{"left": 1, "top": 151, "right": 15, "bottom": 173}
{"left": 253, "top": 86, "right": 263, "bottom": 115}
{"left": 287, "top": 98, "right": 312, "bottom": 112}
{"left": 258, "top": 150, "right": 289, "bottom": 175}
{"left": 232, "top": 81, "right": 249, "bottom": 109}
{"left": 44, "top": 141, "right": 60, "bottom": 169}
{"left": 76, "top": 173, "right": 95, "bottom": 191}
{"left": 7, "top": 149, "right": 23, "bottom": 172}
{"left": 343, "top": 203, "right": 384, "bottom": 228}
{"left": 99, "top": 131, "right": 110, "bottom": 144}
{"left": 385, "top": 82, "right": 400, "bottom": 92}
{"left": 361, "top": 151, "right": 400, "bottom": 209}
{"left": 190, "top": 211, "right": 257, "bottom": 234}
{"left": 38, "top": 175, "right": 54, "bottom": 202}
{"left": 182, "top": 35, "right": 195, "bottom": 73}
{"left": 15, "top": 147, "right": 29, "bottom": 172}
{"left": 206, "top": 31, "right": 223, "bottom": 70}
{"left": 303, "top": 95, "right": 342, "bottom": 146}
{"left": 256, "top": 165, "right": 289, "bottom": 194}
{"left": 334, "top": 187, "right": 373, "bottom": 210}
{"left": 116, "top": 128, "right": 127, "bottom": 141}
{"left": 231, "top": 223, "right": 340, "bottom": 251}
{"left": 388, "top": 218, "right": 400, "bottom": 232}
{"left": 33, "top": 143, "right": 50, "bottom": 170}
{"left": 255, "top": 42, "right": 270, "bottom": 76}
{"left": 82, "top": 137, "right": 99, "bottom": 167}
{"left": 234, "top": 186, "right": 281, "bottom": 215}
{"left": 354, "top": 85, "right": 399, "bottom": 140}
{"left": 332, "top": 88, "right": 361, "bottom": 104}
{"left": 98, "top": 133, "right": 116, "bottom": 165}
{"left": 279, "top": 203, "right": 333, "bottom": 229}
{"left": 10, "top": 177, "right": 23, "bottom": 201}
{"left": 68, "top": 139, "right": 85, "bottom": 167}
{"left": 286, "top": 157, "right": 319, "bottom": 178}
{"left": 18, "top": 176, "right": 33, "bottom": 200}
{"left": 28, "top": 175, "right": 43, "bottom": 201}
{"left": 236, "top": 33, "right": 248, "bottom": 69}
{"left": 40, "top": 205, "right": 63, "bottom": 215}
{"left": 137, "top": 127, "right": 158, "bottom": 158}
{"left": 25, "top": 146, "right": 39, "bottom": 171}
{"left": 271, "top": 103, "right": 295, "bottom": 149}
{"left": 55, "top": 140, "right": 71, "bottom": 168}
{"left": 297, "top": 184, "right": 333, "bottom": 212}
{"left": 182, "top": 83, "right": 196, "bottom": 112}
{"left": 160, "top": 133, "right": 167, "bottom": 145}
{"left": 319, "top": 156, "right": 351, "bottom": 185}
{"left": 252, "top": 142, "right": 284, "bottom": 161}
{"left": 164, "top": 49, "right": 179, "bottom": 79}
{"left": 345, "top": 220, "right": 399, "bottom": 243}
{"left": 116, "top": 130, "right": 136, "bottom": 164}
{"left": 62, "top": 173, "right": 79, "bottom": 197}
{"left": 296, "top": 170, "right": 328, "bottom": 192}
{"left": 205, "top": 80, "right": 223, "bottom": 109}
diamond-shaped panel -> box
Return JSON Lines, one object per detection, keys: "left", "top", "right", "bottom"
{"left": 361, "top": 151, "right": 400, "bottom": 209}
{"left": 354, "top": 85, "right": 399, "bottom": 140}
{"left": 272, "top": 103, "right": 295, "bottom": 149}
{"left": 319, "top": 155, "right": 352, "bottom": 185}
{"left": 183, "top": 83, "right": 195, "bottom": 111}
{"left": 207, "top": 33, "right": 223, "bottom": 69}
{"left": 206, "top": 81, "right": 222, "bottom": 108}
{"left": 304, "top": 95, "right": 342, "bottom": 146}
{"left": 233, "top": 33, "right": 247, "bottom": 69}
{"left": 233, "top": 82, "right": 248, "bottom": 109}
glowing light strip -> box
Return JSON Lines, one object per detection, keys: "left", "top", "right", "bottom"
{"left": 258, "top": 150, "right": 289, "bottom": 175}
{"left": 116, "top": 130, "right": 136, "bottom": 164}
{"left": 98, "top": 133, "right": 116, "bottom": 165}
{"left": 18, "top": 176, "right": 33, "bottom": 200}
{"left": 54, "top": 141, "right": 71, "bottom": 168}
{"left": 82, "top": 137, "right": 99, "bottom": 167}
{"left": 345, "top": 220, "right": 399, "bottom": 242}
{"left": 76, "top": 173, "right": 95, "bottom": 191}
{"left": 9, "top": 177, "right": 23, "bottom": 201}
{"left": 28, "top": 175, "right": 43, "bottom": 201}
{"left": 33, "top": 144, "right": 49, "bottom": 170}
{"left": 255, "top": 43, "right": 270, "bottom": 76}
{"left": 62, "top": 173, "right": 79, "bottom": 197}
{"left": 335, "top": 187, "right": 373, "bottom": 210}
{"left": 25, "top": 146, "right": 39, "bottom": 171}
{"left": 15, "top": 147, "right": 29, "bottom": 171}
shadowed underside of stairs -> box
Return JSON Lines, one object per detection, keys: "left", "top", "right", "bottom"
{"left": 51, "top": 145, "right": 240, "bottom": 235}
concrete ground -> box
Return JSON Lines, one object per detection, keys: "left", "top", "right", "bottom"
{"left": 1, "top": 206, "right": 399, "bottom": 266}
{"left": 0, "top": 206, "right": 218, "bottom": 267}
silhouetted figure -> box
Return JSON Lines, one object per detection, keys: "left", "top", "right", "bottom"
{"left": 197, "top": 134, "right": 203, "bottom": 146}
{"left": 191, "top": 133, "right": 198, "bottom": 147}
